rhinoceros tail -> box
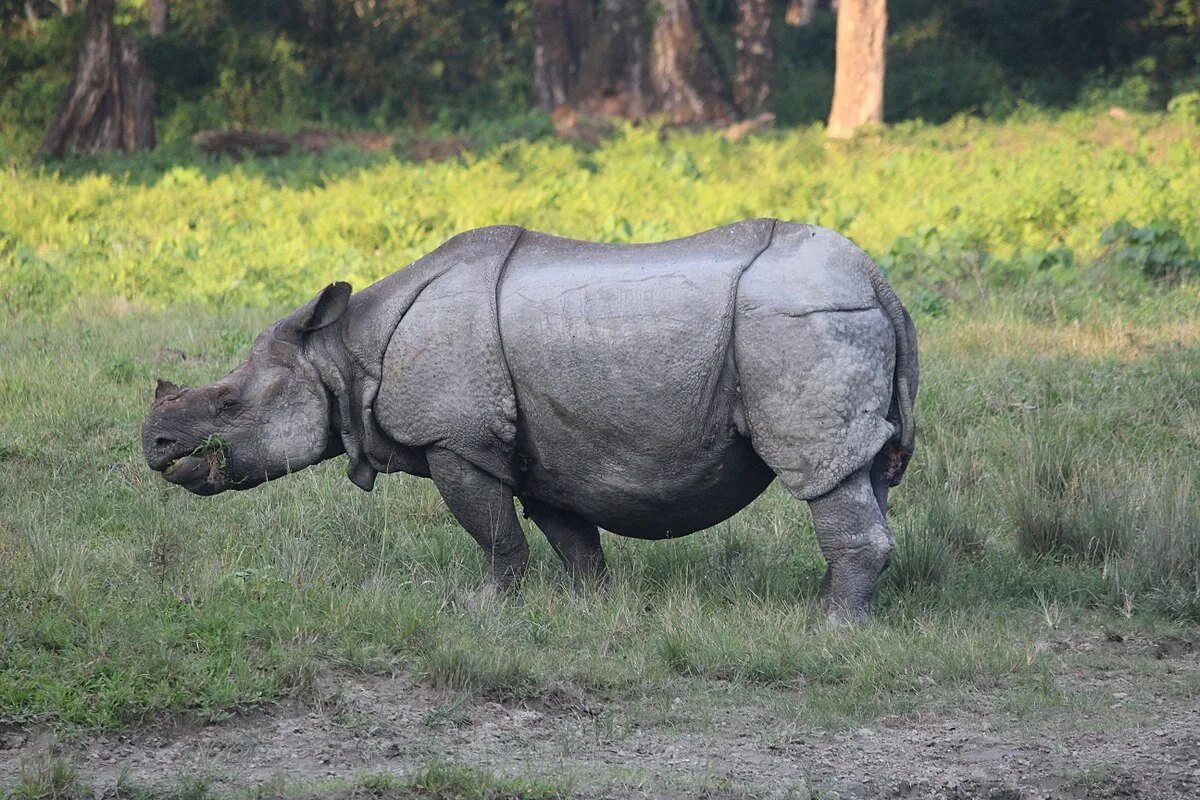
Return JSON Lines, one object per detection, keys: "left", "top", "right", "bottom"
{"left": 864, "top": 257, "right": 918, "bottom": 483}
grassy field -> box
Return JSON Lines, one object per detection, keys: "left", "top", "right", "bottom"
{"left": 1, "top": 112, "right": 1199, "bottom": 795}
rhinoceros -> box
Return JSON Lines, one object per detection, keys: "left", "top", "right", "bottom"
{"left": 142, "top": 219, "right": 918, "bottom": 620}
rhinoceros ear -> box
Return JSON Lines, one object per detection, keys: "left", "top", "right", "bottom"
{"left": 282, "top": 282, "right": 352, "bottom": 336}
{"left": 154, "top": 378, "right": 182, "bottom": 401}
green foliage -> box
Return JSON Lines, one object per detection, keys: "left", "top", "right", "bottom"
{"left": 1167, "top": 89, "right": 1200, "bottom": 122}
{"left": 1100, "top": 219, "right": 1200, "bottom": 281}
{"left": 2, "top": 114, "right": 1198, "bottom": 316}
{"left": 1, "top": 1, "right": 532, "bottom": 137}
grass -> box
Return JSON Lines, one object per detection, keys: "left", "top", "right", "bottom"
{"left": 1, "top": 111, "right": 1199, "bottom": 737}
{"left": 1, "top": 290, "right": 1196, "bottom": 732}
{"left": 1, "top": 758, "right": 572, "bottom": 800}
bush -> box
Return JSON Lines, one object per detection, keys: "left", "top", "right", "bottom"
{"left": 1167, "top": 90, "right": 1200, "bottom": 124}
{"left": 1100, "top": 219, "right": 1200, "bottom": 282}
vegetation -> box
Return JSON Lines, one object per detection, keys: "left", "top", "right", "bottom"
{"left": 2, "top": 757, "right": 571, "bottom": 799}
{"left": 2, "top": 1, "right": 1199, "bottom": 152}
{"left": 0, "top": 112, "right": 1197, "bottom": 738}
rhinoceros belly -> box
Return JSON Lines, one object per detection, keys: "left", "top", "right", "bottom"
{"left": 498, "top": 223, "right": 777, "bottom": 539}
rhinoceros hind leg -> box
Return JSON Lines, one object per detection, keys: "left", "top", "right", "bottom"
{"left": 806, "top": 465, "right": 894, "bottom": 624}
{"left": 427, "top": 447, "right": 529, "bottom": 593}
{"left": 522, "top": 499, "right": 607, "bottom": 590}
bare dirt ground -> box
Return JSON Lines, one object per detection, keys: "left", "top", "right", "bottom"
{"left": 3, "top": 635, "right": 1198, "bottom": 799}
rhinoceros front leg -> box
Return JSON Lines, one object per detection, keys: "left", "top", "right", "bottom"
{"left": 807, "top": 466, "right": 894, "bottom": 624}
{"left": 522, "top": 499, "right": 607, "bottom": 590}
{"left": 427, "top": 448, "right": 529, "bottom": 594}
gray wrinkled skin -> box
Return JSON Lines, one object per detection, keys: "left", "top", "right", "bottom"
{"left": 143, "top": 219, "right": 918, "bottom": 621}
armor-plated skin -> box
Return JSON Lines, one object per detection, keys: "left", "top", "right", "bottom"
{"left": 142, "top": 220, "right": 918, "bottom": 621}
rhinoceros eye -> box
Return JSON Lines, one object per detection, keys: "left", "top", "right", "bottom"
{"left": 216, "top": 392, "right": 239, "bottom": 415}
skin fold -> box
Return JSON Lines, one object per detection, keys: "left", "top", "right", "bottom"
{"left": 142, "top": 219, "right": 918, "bottom": 621}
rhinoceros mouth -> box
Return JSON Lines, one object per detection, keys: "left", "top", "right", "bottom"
{"left": 162, "top": 454, "right": 226, "bottom": 495}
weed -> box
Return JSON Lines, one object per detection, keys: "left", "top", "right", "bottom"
{"left": 401, "top": 760, "right": 571, "bottom": 799}
{"left": 6, "top": 756, "right": 85, "bottom": 800}
{"left": 887, "top": 522, "right": 954, "bottom": 594}
{"left": 422, "top": 692, "right": 472, "bottom": 730}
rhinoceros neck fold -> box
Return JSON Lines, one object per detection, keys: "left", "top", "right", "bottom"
{"left": 306, "top": 226, "right": 527, "bottom": 491}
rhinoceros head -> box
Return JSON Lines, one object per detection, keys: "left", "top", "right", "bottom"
{"left": 141, "top": 282, "right": 351, "bottom": 495}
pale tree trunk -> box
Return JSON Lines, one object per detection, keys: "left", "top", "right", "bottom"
{"left": 650, "top": 0, "right": 737, "bottom": 125}
{"left": 573, "top": 0, "right": 651, "bottom": 119}
{"left": 38, "top": 0, "right": 156, "bottom": 159}
{"left": 148, "top": 0, "right": 168, "bottom": 36}
{"left": 734, "top": 0, "right": 772, "bottom": 116}
{"left": 827, "top": 0, "right": 885, "bottom": 139}
{"left": 531, "top": 0, "right": 590, "bottom": 111}
{"left": 785, "top": 0, "right": 818, "bottom": 27}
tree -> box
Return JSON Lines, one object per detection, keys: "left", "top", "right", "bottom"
{"left": 649, "top": 0, "right": 737, "bottom": 124}
{"left": 573, "top": 0, "right": 652, "bottom": 118}
{"left": 531, "top": 0, "right": 738, "bottom": 125}
{"left": 827, "top": 0, "right": 886, "bottom": 138}
{"left": 734, "top": 0, "right": 773, "bottom": 116}
{"left": 148, "top": 0, "right": 167, "bottom": 36}
{"left": 532, "top": 0, "right": 591, "bottom": 112}
{"left": 38, "top": 0, "right": 156, "bottom": 159}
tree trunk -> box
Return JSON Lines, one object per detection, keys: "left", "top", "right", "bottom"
{"left": 572, "top": 0, "right": 652, "bottom": 119}
{"left": 148, "top": 0, "right": 168, "bottom": 36}
{"left": 734, "top": 0, "right": 772, "bottom": 116}
{"left": 38, "top": 0, "right": 156, "bottom": 159}
{"left": 531, "top": 0, "right": 591, "bottom": 112}
{"left": 827, "top": 0, "right": 885, "bottom": 139}
{"left": 650, "top": 0, "right": 738, "bottom": 125}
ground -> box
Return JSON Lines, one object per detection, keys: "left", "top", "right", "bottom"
{"left": 3, "top": 630, "right": 1198, "bottom": 799}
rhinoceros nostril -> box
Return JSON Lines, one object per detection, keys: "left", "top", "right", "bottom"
{"left": 155, "top": 436, "right": 177, "bottom": 449}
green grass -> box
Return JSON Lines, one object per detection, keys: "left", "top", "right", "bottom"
{"left": 1, "top": 112, "right": 1199, "bottom": 733}
{"left": 2, "top": 758, "right": 572, "bottom": 800}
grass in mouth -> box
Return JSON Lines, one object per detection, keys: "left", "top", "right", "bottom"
{"left": 191, "top": 434, "right": 228, "bottom": 484}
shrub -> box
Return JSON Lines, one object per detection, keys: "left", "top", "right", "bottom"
{"left": 1099, "top": 220, "right": 1200, "bottom": 282}
{"left": 1167, "top": 90, "right": 1200, "bottom": 124}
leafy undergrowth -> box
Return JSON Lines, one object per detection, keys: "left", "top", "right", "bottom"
{"left": 3, "top": 112, "right": 1200, "bottom": 315}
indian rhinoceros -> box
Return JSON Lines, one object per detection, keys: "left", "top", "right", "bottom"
{"left": 142, "top": 219, "right": 918, "bottom": 620}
